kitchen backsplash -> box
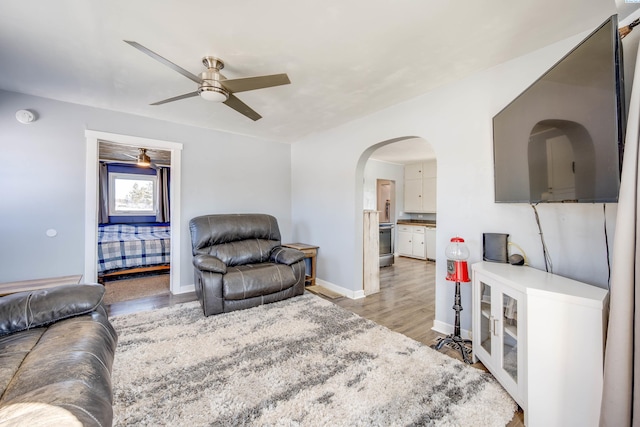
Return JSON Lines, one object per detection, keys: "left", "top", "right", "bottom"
{"left": 398, "top": 213, "right": 437, "bottom": 222}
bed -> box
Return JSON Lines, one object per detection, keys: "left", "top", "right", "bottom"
{"left": 97, "top": 223, "right": 171, "bottom": 281}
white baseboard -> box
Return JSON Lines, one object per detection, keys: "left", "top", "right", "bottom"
{"left": 174, "top": 284, "right": 195, "bottom": 295}
{"left": 432, "top": 319, "right": 472, "bottom": 340}
{"left": 315, "top": 279, "right": 365, "bottom": 299}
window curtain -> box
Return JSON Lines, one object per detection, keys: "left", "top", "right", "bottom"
{"left": 98, "top": 162, "right": 109, "bottom": 224}
{"left": 599, "top": 41, "right": 640, "bottom": 427}
{"left": 156, "top": 167, "right": 170, "bottom": 223}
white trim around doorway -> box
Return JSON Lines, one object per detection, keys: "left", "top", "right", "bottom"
{"left": 84, "top": 130, "right": 184, "bottom": 295}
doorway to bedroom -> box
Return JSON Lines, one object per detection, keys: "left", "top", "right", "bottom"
{"left": 83, "top": 130, "right": 182, "bottom": 301}
{"left": 97, "top": 141, "right": 173, "bottom": 304}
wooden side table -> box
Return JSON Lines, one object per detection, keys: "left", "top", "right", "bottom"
{"left": 282, "top": 243, "right": 318, "bottom": 286}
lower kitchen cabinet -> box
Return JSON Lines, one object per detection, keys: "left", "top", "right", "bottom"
{"left": 425, "top": 227, "right": 436, "bottom": 260}
{"left": 397, "top": 225, "right": 426, "bottom": 259}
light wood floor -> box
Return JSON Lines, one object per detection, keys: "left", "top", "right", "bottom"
{"left": 330, "top": 256, "right": 524, "bottom": 426}
{"left": 106, "top": 256, "right": 524, "bottom": 426}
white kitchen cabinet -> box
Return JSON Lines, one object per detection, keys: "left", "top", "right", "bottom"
{"left": 425, "top": 227, "right": 436, "bottom": 260}
{"left": 397, "top": 228, "right": 413, "bottom": 256}
{"left": 472, "top": 262, "right": 608, "bottom": 427}
{"left": 404, "top": 163, "right": 424, "bottom": 180}
{"left": 411, "top": 230, "right": 425, "bottom": 256}
{"left": 397, "top": 225, "right": 426, "bottom": 259}
{"left": 422, "top": 177, "right": 437, "bottom": 212}
{"left": 404, "top": 179, "right": 423, "bottom": 213}
{"left": 404, "top": 161, "right": 436, "bottom": 213}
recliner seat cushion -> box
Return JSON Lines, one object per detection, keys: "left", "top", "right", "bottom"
{"left": 223, "top": 263, "right": 301, "bottom": 300}
{"left": 0, "top": 329, "right": 45, "bottom": 399}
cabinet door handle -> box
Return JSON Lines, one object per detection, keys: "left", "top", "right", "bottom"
{"left": 489, "top": 316, "right": 494, "bottom": 335}
{"left": 493, "top": 318, "right": 499, "bottom": 337}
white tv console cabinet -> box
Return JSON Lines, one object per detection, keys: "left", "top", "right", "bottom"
{"left": 471, "top": 262, "right": 608, "bottom": 427}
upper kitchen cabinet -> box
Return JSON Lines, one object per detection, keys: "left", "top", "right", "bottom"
{"left": 404, "top": 160, "right": 437, "bottom": 213}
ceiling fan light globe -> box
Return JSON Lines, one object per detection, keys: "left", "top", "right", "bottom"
{"left": 199, "top": 87, "right": 228, "bottom": 102}
{"left": 137, "top": 150, "right": 151, "bottom": 167}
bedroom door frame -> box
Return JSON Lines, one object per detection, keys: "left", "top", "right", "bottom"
{"left": 84, "top": 130, "right": 183, "bottom": 295}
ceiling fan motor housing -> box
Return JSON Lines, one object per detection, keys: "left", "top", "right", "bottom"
{"left": 199, "top": 59, "right": 229, "bottom": 101}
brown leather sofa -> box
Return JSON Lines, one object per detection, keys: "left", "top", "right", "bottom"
{"left": 189, "top": 213, "right": 306, "bottom": 316}
{"left": 0, "top": 283, "right": 118, "bottom": 426}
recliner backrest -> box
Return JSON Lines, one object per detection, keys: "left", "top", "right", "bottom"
{"left": 189, "top": 214, "right": 282, "bottom": 266}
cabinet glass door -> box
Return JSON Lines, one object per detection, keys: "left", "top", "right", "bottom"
{"left": 502, "top": 293, "right": 518, "bottom": 383}
{"left": 480, "top": 282, "right": 492, "bottom": 355}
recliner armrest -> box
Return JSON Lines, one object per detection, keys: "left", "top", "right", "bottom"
{"left": 193, "top": 254, "right": 227, "bottom": 274}
{"left": 270, "top": 247, "right": 305, "bottom": 265}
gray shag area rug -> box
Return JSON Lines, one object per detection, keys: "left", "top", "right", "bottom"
{"left": 110, "top": 293, "right": 516, "bottom": 426}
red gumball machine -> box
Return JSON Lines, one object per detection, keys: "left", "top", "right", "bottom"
{"left": 445, "top": 237, "right": 470, "bottom": 283}
{"left": 433, "top": 236, "right": 473, "bottom": 363}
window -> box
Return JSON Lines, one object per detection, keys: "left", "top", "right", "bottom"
{"left": 108, "top": 172, "right": 157, "bottom": 216}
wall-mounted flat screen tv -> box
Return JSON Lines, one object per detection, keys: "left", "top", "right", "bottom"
{"left": 493, "top": 15, "right": 625, "bottom": 203}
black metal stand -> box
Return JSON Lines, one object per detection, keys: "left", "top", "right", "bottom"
{"left": 432, "top": 280, "right": 473, "bottom": 364}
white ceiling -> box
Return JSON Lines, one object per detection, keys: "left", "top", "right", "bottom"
{"left": 0, "top": 0, "right": 635, "bottom": 148}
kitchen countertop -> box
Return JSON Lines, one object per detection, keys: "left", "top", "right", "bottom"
{"left": 397, "top": 219, "right": 436, "bottom": 226}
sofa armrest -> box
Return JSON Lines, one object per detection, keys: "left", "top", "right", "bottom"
{"left": 193, "top": 254, "right": 227, "bottom": 274}
{"left": 270, "top": 247, "right": 305, "bottom": 266}
{"left": 0, "top": 283, "right": 105, "bottom": 336}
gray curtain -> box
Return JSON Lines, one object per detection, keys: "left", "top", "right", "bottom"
{"left": 156, "top": 167, "right": 170, "bottom": 223}
{"left": 600, "top": 42, "right": 640, "bottom": 427}
{"left": 98, "top": 162, "right": 109, "bottom": 224}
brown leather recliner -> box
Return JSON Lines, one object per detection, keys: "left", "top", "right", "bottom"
{"left": 189, "top": 214, "right": 306, "bottom": 316}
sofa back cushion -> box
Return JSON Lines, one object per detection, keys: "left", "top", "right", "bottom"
{"left": 190, "top": 214, "right": 282, "bottom": 266}
{"left": 0, "top": 284, "right": 105, "bottom": 337}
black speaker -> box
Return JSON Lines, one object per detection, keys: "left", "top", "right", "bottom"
{"left": 483, "top": 233, "right": 509, "bottom": 263}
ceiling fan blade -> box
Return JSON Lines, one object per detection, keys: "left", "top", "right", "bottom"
{"left": 223, "top": 94, "right": 262, "bottom": 121}
{"left": 151, "top": 91, "right": 199, "bottom": 106}
{"left": 220, "top": 74, "right": 290, "bottom": 93}
{"left": 124, "top": 40, "right": 203, "bottom": 84}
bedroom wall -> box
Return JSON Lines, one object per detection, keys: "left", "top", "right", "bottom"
{"left": 0, "top": 90, "right": 293, "bottom": 287}
{"left": 291, "top": 25, "right": 625, "bottom": 332}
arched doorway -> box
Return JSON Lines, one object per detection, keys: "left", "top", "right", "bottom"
{"left": 356, "top": 136, "right": 437, "bottom": 292}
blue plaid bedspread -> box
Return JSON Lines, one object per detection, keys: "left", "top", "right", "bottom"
{"left": 97, "top": 224, "right": 171, "bottom": 274}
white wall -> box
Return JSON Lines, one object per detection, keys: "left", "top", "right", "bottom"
{"left": 0, "top": 90, "right": 293, "bottom": 289}
{"left": 291, "top": 28, "right": 622, "bottom": 332}
{"left": 363, "top": 159, "right": 405, "bottom": 214}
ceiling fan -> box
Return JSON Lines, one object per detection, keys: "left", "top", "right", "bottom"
{"left": 124, "top": 40, "right": 291, "bottom": 121}
{"left": 124, "top": 148, "right": 158, "bottom": 170}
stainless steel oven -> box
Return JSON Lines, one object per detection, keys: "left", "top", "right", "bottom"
{"left": 379, "top": 223, "right": 394, "bottom": 267}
